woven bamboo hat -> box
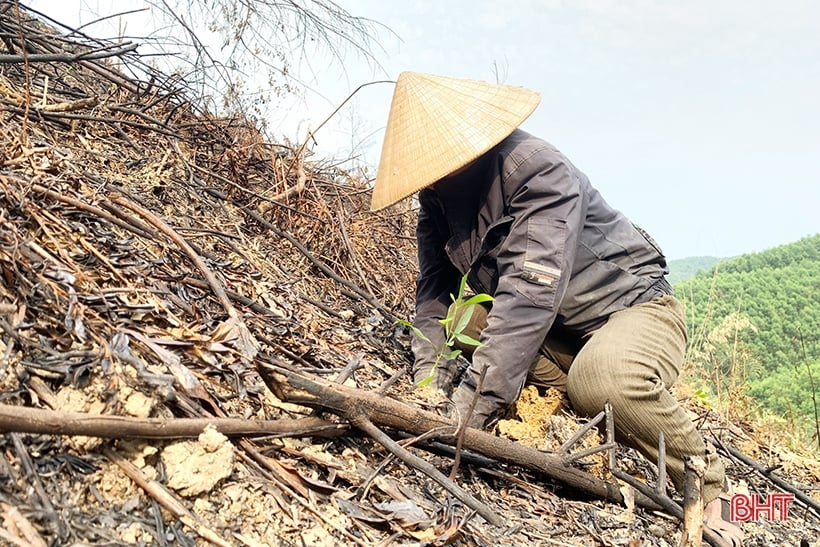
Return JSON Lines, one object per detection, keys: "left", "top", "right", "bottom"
{"left": 370, "top": 72, "right": 541, "bottom": 211}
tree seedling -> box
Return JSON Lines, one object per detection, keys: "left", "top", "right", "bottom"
{"left": 399, "top": 273, "right": 494, "bottom": 387}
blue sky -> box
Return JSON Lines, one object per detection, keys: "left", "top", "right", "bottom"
{"left": 30, "top": 0, "right": 820, "bottom": 259}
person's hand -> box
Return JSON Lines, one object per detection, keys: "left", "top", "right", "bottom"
{"left": 450, "top": 383, "right": 500, "bottom": 430}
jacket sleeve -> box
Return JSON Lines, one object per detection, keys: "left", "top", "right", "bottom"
{"left": 465, "top": 146, "right": 585, "bottom": 406}
{"left": 412, "top": 190, "right": 462, "bottom": 377}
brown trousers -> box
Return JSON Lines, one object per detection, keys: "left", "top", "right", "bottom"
{"left": 453, "top": 295, "right": 724, "bottom": 503}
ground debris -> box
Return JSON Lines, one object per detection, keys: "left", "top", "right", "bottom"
{"left": 0, "top": 5, "right": 817, "bottom": 547}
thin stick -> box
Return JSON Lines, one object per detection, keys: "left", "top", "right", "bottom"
{"left": 610, "top": 468, "right": 725, "bottom": 547}
{"left": 10, "top": 433, "right": 60, "bottom": 534}
{"left": 710, "top": 438, "right": 820, "bottom": 518}
{"left": 0, "top": 501, "right": 47, "bottom": 547}
{"left": 562, "top": 442, "right": 618, "bottom": 464}
{"left": 337, "top": 208, "right": 376, "bottom": 299}
{"left": 450, "top": 363, "right": 489, "bottom": 480}
{"left": 658, "top": 431, "right": 668, "bottom": 496}
{"left": 108, "top": 192, "right": 236, "bottom": 318}
{"left": 0, "top": 43, "right": 138, "bottom": 63}
{"left": 349, "top": 412, "right": 504, "bottom": 526}
{"left": 605, "top": 401, "right": 616, "bottom": 471}
{"left": 237, "top": 200, "right": 396, "bottom": 320}
{"left": 105, "top": 449, "right": 232, "bottom": 547}
{"left": 680, "top": 455, "right": 706, "bottom": 547}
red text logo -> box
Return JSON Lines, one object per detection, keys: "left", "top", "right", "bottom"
{"left": 729, "top": 493, "right": 795, "bottom": 522}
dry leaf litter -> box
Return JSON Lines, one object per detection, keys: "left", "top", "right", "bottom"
{"left": 0, "top": 5, "right": 818, "bottom": 547}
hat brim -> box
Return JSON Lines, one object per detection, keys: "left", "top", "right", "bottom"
{"left": 370, "top": 72, "right": 541, "bottom": 211}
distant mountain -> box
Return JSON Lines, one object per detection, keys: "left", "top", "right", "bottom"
{"left": 666, "top": 256, "right": 724, "bottom": 284}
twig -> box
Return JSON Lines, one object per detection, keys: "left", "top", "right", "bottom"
{"left": 605, "top": 401, "right": 616, "bottom": 471}
{"left": 108, "top": 192, "right": 236, "bottom": 318}
{"left": 37, "top": 97, "right": 98, "bottom": 112}
{"left": 0, "top": 502, "right": 47, "bottom": 547}
{"left": 795, "top": 327, "right": 820, "bottom": 451}
{"left": 680, "top": 456, "right": 707, "bottom": 547}
{"left": 561, "top": 441, "right": 619, "bottom": 465}
{"left": 375, "top": 365, "right": 407, "bottom": 394}
{"left": 174, "top": 276, "right": 287, "bottom": 318}
{"left": 358, "top": 425, "right": 454, "bottom": 500}
{"left": 566, "top": 505, "right": 613, "bottom": 546}
{"left": 3, "top": 105, "right": 181, "bottom": 138}
{"left": 268, "top": 155, "right": 307, "bottom": 202}
{"left": 9, "top": 433, "right": 60, "bottom": 535}
{"left": 450, "top": 364, "right": 488, "bottom": 480}
{"left": 294, "top": 291, "right": 347, "bottom": 319}
{"left": 105, "top": 448, "right": 233, "bottom": 547}
{"left": 658, "top": 431, "right": 668, "bottom": 496}
{"left": 0, "top": 42, "right": 138, "bottom": 63}
{"left": 610, "top": 435, "right": 726, "bottom": 547}
{"left": 710, "top": 438, "right": 820, "bottom": 518}
{"left": 336, "top": 208, "right": 376, "bottom": 299}
{"left": 348, "top": 411, "right": 504, "bottom": 526}
{"left": 238, "top": 439, "right": 310, "bottom": 498}
{"left": 557, "top": 408, "right": 618, "bottom": 465}
{"left": 0, "top": 527, "right": 37, "bottom": 547}
{"left": 241, "top": 205, "right": 396, "bottom": 320}
{"left": 287, "top": 80, "right": 393, "bottom": 179}
{"left": 310, "top": 353, "right": 363, "bottom": 418}
{"left": 194, "top": 180, "right": 393, "bottom": 319}
{"left": 178, "top": 156, "right": 318, "bottom": 221}
{"left": 332, "top": 352, "right": 364, "bottom": 385}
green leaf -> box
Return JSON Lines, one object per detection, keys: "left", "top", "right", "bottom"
{"left": 452, "top": 303, "right": 475, "bottom": 336}
{"left": 463, "top": 293, "right": 494, "bottom": 306}
{"left": 416, "top": 375, "right": 433, "bottom": 387}
{"left": 454, "top": 333, "right": 482, "bottom": 347}
{"left": 457, "top": 273, "right": 469, "bottom": 301}
{"left": 442, "top": 349, "right": 462, "bottom": 360}
{"left": 397, "top": 319, "right": 431, "bottom": 344}
{"left": 438, "top": 316, "right": 453, "bottom": 326}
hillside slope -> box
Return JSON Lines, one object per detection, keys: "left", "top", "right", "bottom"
{"left": 667, "top": 255, "right": 724, "bottom": 284}
{"left": 1, "top": 6, "right": 818, "bottom": 546}
{"left": 674, "top": 234, "right": 820, "bottom": 440}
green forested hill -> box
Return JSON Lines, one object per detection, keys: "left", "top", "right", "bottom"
{"left": 667, "top": 256, "right": 724, "bottom": 284}
{"left": 673, "top": 234, "right": 820, "bottom": 442}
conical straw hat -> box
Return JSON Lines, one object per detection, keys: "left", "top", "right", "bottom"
{"left": 370, "top": 72, "right": 541, "bottom": 211}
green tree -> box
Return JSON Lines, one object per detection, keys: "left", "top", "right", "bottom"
{"left": 675, "top": 234, "right": 820, "bottom": 447}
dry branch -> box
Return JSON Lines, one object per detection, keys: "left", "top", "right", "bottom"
{"left": 258, "top": 362, "right": 660, "bottom": 510}
{"left": 0, "top": 502, "right": 47, "bottom": 547}
{"left": 349, "top": 411, "right": 503, "bottom": 526}
{"left": 109, "top": 191, "right": 236, "bottom": 317}
{"left": 0, "top": 403, "right": 347, "bottom": 439}
{"left": 0, "top": 42, "right": 138, "bottom": 63}
{"left": 237, "top": 203, "right": 397, "bottom": 321}
{"left": 105, "top": 448, "right": 232, "bottom": 547}
{"left": 680, "top": 456, "right": 707, "bottom": 547}
{"left": 24, "top": 181, "right": 156, "bottom": 239}
{"left": 712, "top": 438, "right": 820, "bottom": 519}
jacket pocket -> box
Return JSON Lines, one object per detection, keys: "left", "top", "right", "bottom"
{"left": 515, "top": 217, "right": 566, "bottom": 308}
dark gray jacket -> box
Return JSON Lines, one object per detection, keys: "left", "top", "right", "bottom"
{"left": 413, "top": 129, "right": 671, "bottom": 406}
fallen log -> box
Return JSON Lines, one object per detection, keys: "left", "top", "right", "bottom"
{"left": 258, "top": 362, "right": 663, "bottom": 511}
